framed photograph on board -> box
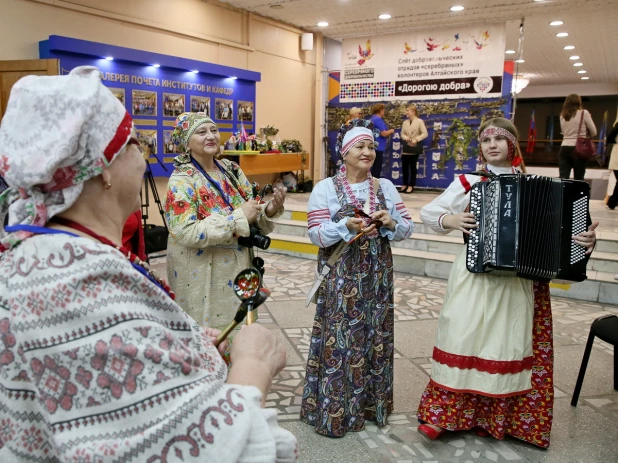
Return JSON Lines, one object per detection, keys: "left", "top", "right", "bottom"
{"left": 163, "top": 93, "right": 185, "bottom": 118}
{"left": 190, "top": 96, "right": 210, "bottom": 116}
{"left": 136, "top": 129, "right": 158, "bottom": 157}
{"left": 237, "top": 101, "right": 254, "bottom": 122}
{"left": 132, "top": 90, "right": 157, "bottom": 116}
{"left": 163, "top": 130, "right": 179, "bottom": 155}
{"left": 215, "top": 98, "right": 234, "bottom": 120}
{"left": 109, "top": 87, "right": 125, "bottom": 106}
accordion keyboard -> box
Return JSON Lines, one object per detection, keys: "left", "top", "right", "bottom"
{"left": 466, "top": 184, "right": 484, "bottom": 273}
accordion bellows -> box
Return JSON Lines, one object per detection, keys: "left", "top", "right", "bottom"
{"left": 466, "top": 174, "right": 590, "bottom": 282}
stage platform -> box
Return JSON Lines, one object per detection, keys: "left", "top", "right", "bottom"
{"left": 268, "top": 189, "right": 618, "bottom": 304}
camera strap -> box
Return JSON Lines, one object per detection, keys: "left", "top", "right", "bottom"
{"left": 191, "top": 158, "right": 240, "bottom": 210}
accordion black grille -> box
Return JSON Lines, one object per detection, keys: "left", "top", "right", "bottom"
{"left": 516, "top": 176, "right": 562, "bottom": 280}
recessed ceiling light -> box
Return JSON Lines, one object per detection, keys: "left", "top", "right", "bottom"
{"left": 577, "top": 70, "right": 587, "bottom": 74}
{"left": 573, "top": 62, "right": 583, "bottom": 67}
{"left": 549, "top": 20, "right": 563, "bottom": 26}
{"left": 581, "top": 77, "right": 590, "bottom": 80}
{"left": 317, "top": 21, "right": 329, "bottom": 27}
{"left": 505, "top": 50, "right": 516, "bottom": 54}
{"left": 450, "top": 6, "right": 465, "bottom": 11}
{"left": 191, "top": 70, "right": 199, "bottom": 74}
{"left": 105, "top": 56, "right": 114, "bottom": 61}
{"left": 556, "top": 32, "right": 569, "bottom": 37}
{"left": 515, "top": 59, "right": 525, "bottom": 63}
{"left": 569, "top": 55, "right": 580, "bottom": 60}
{"left": 378, "top": 13, "right": 391, "bottom": 19}
{"left": 534, "top": 0, "right": 544, "bottom": 2}
{"left": 564, "top": 45, "right": 575, "bottom": 50}
{"left": 152, "top": 64, "right": 160, "bottom": 68}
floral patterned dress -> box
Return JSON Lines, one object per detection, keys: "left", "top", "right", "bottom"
{"left": 165, "top": 155, "right": 281, "bottom": 329}
{"left": 300, "top": 174, "right": 413, "bottom": 437}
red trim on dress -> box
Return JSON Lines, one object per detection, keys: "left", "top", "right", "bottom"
{"left": 458, "top": 175, "right": 472, "bottom": 193}
{"left": 104, "top": 112, "right": 133, "bottom": 162}
{"left": 429, "top": 378, "right": 532, "bottom": 398}
{"left": 433, "top": 346, "right": 533, "bottom": 375}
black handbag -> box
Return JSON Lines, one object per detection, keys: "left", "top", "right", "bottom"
{"left": 402, "top": 141, "right": 423, "bottom": 155}
{"left": 144, "top": 224, "right": 169, "bottom": 254}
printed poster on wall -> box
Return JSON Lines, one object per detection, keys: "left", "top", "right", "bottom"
{"left": 340, "top": 23, "right": 507, "bottom": 101}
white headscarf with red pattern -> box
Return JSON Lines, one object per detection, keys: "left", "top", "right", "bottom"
{"left": 0, "top": 66, "right": 133, "bottom": 249}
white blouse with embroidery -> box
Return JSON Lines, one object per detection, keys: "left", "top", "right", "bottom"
{"left": 420, "top": 165, "right": 519, "bottom": 234}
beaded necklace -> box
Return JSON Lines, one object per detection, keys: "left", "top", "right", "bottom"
{"left": 338, "top": 170, "right": 377, "bottom": 216}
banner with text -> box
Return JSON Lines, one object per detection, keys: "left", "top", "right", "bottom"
{"left": 341, "top": 23, "right": 506, "bottom": 101}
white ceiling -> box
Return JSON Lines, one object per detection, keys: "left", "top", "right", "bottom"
{"left": 217, "top": 0, "right": 618, "bottom": 86}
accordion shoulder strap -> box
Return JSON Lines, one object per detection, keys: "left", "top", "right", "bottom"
{"left": 468, "top": 170, "right": 497, "bottom": 179}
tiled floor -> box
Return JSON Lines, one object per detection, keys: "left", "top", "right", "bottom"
{"left": 263, "top": 254, "right": 618, "bottom": 463}
{"left": 150, "top": 250, "right": 618, "bottom": 463}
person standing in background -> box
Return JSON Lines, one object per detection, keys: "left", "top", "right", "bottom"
{"left": 346, "top": 106, "right": 363, "bottom": 123}
{"left": 558, "top": 93, "right": 597, "bottom": 180}
{"left": 400, "top": 104, "right": 428, "bottom": 194}
{"left": 370, "top": 103, "right": 395, "bottom": 178}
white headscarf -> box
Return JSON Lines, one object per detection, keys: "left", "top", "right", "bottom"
{"left": 0, "top": 66, "right": 132, "bottom": 249}
{"left": 340, "top": 126, "right": 374, "bottom": 159}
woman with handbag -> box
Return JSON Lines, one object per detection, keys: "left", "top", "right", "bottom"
{"left": 558, "top": 93, "right": 597, "bottom": 180}
{"left": 400, "top": 104, "right": 428, "bottom": 193}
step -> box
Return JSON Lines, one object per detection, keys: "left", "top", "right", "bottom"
{"left": 274, "top": 218, "right": 618, "bottom": 274}
{"left": 264, "top": 232, "right": 618, "bottom": 305}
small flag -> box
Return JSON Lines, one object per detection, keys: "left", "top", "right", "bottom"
{"left": 597, "top": 110, "right": 608, "bottom": 158}
{"left": 240, "top": 122, "right": 248, "bottom": 143}
{"left": 526, "top": 109, "right": 536, "bottom": 154}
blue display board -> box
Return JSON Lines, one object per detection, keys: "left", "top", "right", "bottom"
{"left": 40, "top": 36, "right": 260, "bottom": 177}
{"left": 327, "top": 65, "right": 514, "bottom": 190}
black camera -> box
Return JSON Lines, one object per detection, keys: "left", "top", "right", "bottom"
{"left": 238, "top": 225, "right": 271, "bottom": 250}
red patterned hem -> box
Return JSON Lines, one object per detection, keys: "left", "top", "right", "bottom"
{"left": 433, "top": 347, "right": 533, "bottom": 375}
{"left": 429, "top": 378, "right": 532, "bottom": 398}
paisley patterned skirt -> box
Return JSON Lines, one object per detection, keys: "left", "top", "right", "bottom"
{"left": 300, "top": 237, "right": 394, "bottom": 437}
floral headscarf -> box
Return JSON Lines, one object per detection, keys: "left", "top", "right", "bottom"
{"left": 171, "top": 112, "right": 216, "bottom": 154}
{"left": 0, "top": 66, "right": 132, "bottom": 249}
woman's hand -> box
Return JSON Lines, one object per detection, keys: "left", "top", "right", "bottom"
{"left": 572, "top": 221, "right": 598, "bottom": 255}
{"left": 231, "top": 324, "right": 286, "bottom": 378}
{"left": 241, "top": 199, "right": 262, "bottom": 224}
{"left": 346, "top": 217, "right": 377, "bottom": 236}
{"left": 371, "top": 210, "right": 396, "bottom": 231}
{"left": 265, "top": 186, "right": 287, "bottom": 217}
{"left": 203, "top": 327, "right": 228, "bottom": 357}
{"left": 408, "top": 139, "right": 417, "bottom": 146}
{"left": 442, "top": 212, "right": 478, "bottom": 235}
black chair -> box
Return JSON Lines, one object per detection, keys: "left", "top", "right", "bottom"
{"left": 571, "top": 314, "right": 618, "bottom": 406}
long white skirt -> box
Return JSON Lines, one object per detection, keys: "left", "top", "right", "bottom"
{"left": 431, "top": 248, "right": 535, "bottom": 397}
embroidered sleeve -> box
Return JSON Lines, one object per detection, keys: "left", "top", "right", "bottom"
{"left": 378, "top": 179, "right": 413, "bottom": 241}
{"left": 307, "top": 179, "right": 354, "bottom": 248}
{"left": 1, "top": 236, "right": 297, "bottom": 462}
{"left": 165, "top": 170, "right": 250, "bottom": 248}
{"left": 420, "top": 174, "right": 478, "bottom": 234}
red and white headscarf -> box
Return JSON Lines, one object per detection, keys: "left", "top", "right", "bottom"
{"left": 478, "top": 126, "right": 523, "bottom": 167}
{"left": 0, "top": 66, "right": 133, "bottom": 249}
{"left": 340, "top": 126, "right": 375, "bottom": 159}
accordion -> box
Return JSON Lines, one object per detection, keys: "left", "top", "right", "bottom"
{"left": 466, "top": 174, "right": 590, "bottom": 282}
